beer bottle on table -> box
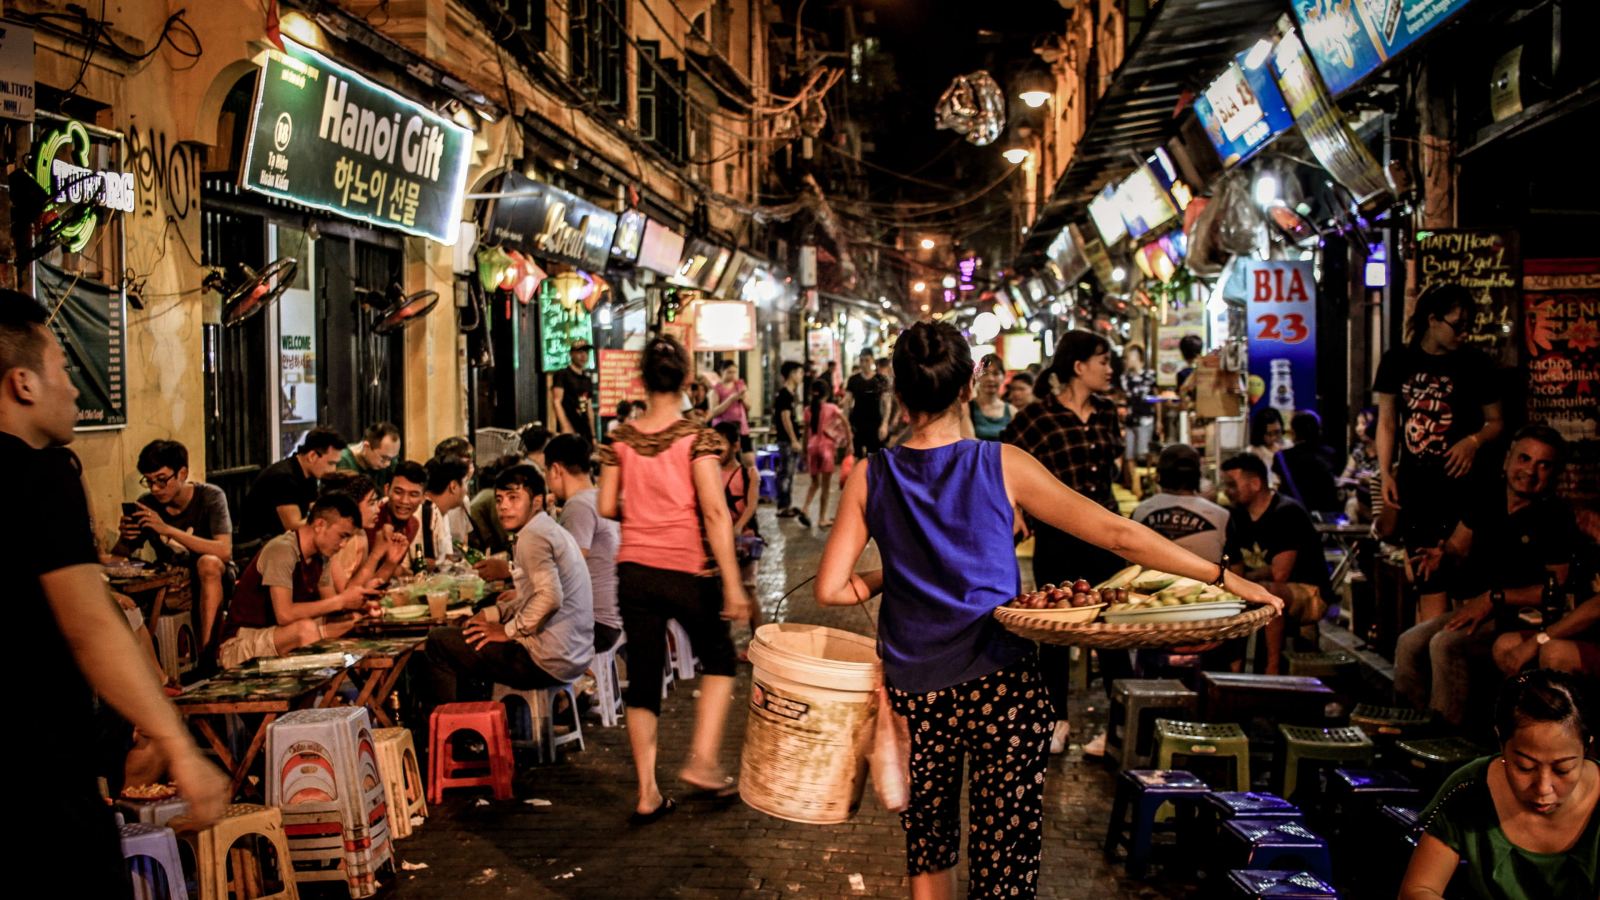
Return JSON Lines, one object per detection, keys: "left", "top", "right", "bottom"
{"left": 1541, "top": 572, "right": 1565, "bottom": 630}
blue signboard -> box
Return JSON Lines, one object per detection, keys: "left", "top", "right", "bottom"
{"left": 1194, "top": 51, "right": 1294, "bottom": 168}
{"left": 1289, "top": 0, "right": 1475, "bottom": 96}
{"left": 1244, "top": 260, "right": 1317, "bottom": 417}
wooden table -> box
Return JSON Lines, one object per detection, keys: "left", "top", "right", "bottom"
{"left": 108, "top": 566, "right": 191, "bottom": 623}
{"left": 175, "top": 662, "right": 354, "bottom": 799}
{"left": 287, "top": 636, "right": 428, "bottom": 727}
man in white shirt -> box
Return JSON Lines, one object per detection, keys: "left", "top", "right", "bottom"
{"left": 421, "top": 464, "right": 594, "bottom": 705}
{"left": 1131, "top": 443, "right": 1230, "bottom": 562}
{"left": 543, "top": 434, "right": 623, "bottom": 653}
{"left": 414, "top": 457, "right": 468, "bottom": 566}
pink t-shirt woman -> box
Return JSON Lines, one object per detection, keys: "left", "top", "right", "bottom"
{"left": 710, "top": 378, "right": 749, "bottom": 435}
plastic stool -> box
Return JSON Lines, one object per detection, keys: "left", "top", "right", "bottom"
{"left": 1109, "top": 679, "right": 1199, "bottom": 771}
{"left": 1284, "top": 651, "right": 1357, "bottom": 681}
{"left": 666, "top": 619, "right": 699, "bottom": 681}
{"left": 590, "top": 636, "right": 627, "bottom": 728}
{"left": 1103, "top": 769, "right": 1211, "bottom": 877}
{"left": 373, "top": 728, "right": 427, "bottom": 839}
{"left": 759, "top": 471, "right": 778, "bottom": 501}
{"left": 1155, "top": 719, "right": 1251, "bottom": 792}
{"left": 492, "top": 682, "right": 586, "bottom": 763}
{"left": 1227, "top": 868, "right": 1340, "bottom": 898}
{"left": 1201, "top": 673, "right": 1335, "bottom": 726}
{"left": 1350, "top": 704, "right": 1435, "bottom": 749}
{"left": 427, "top": 702, "right": 514, "bottom": 804}
{"left": 154, "top": 611, "right": 199, "bottom": 681}
{"left": 1223, "top": 818, "right": 1334, "bottom": 881}
{"left": 1278, "top": 725, "right": 1374, "bottom": 804}
{"left": 1394, "top": 736, "right": 1493, "bottom": 795}
{"left": 116, "top": 795, "right": 190, "bottom": 828}
{"left": 121, "top": 822, "right": 190, "bottom": 900}
{"left": 169, "top": 803, "right": 299, "bottom": 900}
{"left": 1328, "top": 768, "right": 1420, "bottom": 820}
{"left": 1193, "top": 792, "right": 1301, "bottom": 876}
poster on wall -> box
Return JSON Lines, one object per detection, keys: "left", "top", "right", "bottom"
{"left": 37, "top": 261, "right": 126, "bottom": 428}
{"left": 1244, "top": 259, "right": 1317, "bottom": 416}
{"left": 597, "top": 349, "right": 645, "bottom": 412}
{"left": 1157, "top": 290, "right": 1206, "bottom": 388}
{"left": 1523, "top": 259, "right": 1600, "bottom": 506}
{"left": 1416, "top": 229, "right": 1520, "bottom": 365}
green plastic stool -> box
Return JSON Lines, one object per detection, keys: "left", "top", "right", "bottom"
{"left": 1395, "top": 736, "right": 1493, "bottom": 793}
{"left": 1350, "top": 704, "right": 1435, "bottom": 742}
{"left": 1279, "top": 724, "right": 1375, "bottom": 803}
{"left": 1285, "top": 651, "right": 1358, "bottom": 681}
{"left": 1154, "top": 719, "right": 1250, "bottom": 792}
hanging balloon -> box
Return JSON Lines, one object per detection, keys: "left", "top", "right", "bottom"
{"left": 934, "top": 71, "right": 1006, "bottom": 147}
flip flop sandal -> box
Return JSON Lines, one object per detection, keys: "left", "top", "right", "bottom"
{"left": 627, "top": 797, "right": 677, "bottom": 826}
{"left": 680, "top": 775, "right": 739, "bottom": 799}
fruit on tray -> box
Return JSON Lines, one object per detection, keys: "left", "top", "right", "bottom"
{"left": 1096, "top": 565, "right": 1142, "bottom": 591}
{"left": 1005, "top": 580, "right": 1105, "bottom": 611}
{"left": 1100, "top": 566, "right": 1241, "bottom": 613}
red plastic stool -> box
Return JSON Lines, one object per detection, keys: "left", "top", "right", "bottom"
{"left": 427, "top": 702, "right": 514, "bottom": 804}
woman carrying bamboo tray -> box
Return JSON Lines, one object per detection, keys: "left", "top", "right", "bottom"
{"left": 815, "top": 321, "right": 1280, "bottom": 899}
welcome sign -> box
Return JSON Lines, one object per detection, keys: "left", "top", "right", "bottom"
{"left": 241, "top": 38, "right": 471, "bottom": 244}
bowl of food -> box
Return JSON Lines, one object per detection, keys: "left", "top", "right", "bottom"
{"left": 1002, "top": 580, "right": 1108, "bottom": 623}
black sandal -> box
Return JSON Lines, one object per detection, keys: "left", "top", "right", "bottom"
{"left": 627, "top": 797, "right": 676, "bottom": 826}
{"left": 680, "top": 775, "right": 739, "bottom": 800}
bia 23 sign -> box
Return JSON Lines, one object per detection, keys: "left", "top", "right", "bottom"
{"left": 242, "top": 38, "right": 471, "bottom": 244}
{"left": 1245, "top": 260, "right": 1318, "bottom": 415}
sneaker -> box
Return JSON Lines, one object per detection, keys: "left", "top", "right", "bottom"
{"left": 796, "top": 512, "right": 812, "bottom": 528}
{"left": 776, "top": 507, "right": 799, "bottom": 518}
{"left": 1049, "top": 720, "right": 1070, "bottom": 755}
{"left": 1082, "top": 731, "right": 1107, "bottom": 758}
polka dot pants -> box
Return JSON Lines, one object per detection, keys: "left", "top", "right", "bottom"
{"left": 887, "top": 658, "right": 1053, "bottom": 897}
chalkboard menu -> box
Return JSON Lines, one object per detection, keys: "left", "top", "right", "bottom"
{"left": 1417, "top": 229, "right": 1521, "bottom": 365}
{"left": 37, "top": 261, "right": 126, "bottom": 429}
{"left": 1523, "top": 259, "right": 1600, "bottom": 506}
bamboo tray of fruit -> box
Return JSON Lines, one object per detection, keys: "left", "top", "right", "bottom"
{"left": 993, "top": 566, "right": 1277, "bottom": 649}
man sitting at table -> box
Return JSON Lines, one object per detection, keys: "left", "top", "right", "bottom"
{"left": 1221, "top": 452, "right": 1333, "bottom": 674}
{"left": 214, "top": 493, "right": 378, "bottom": 669}
{"left": 415, "top": 456, "right": 469, "bottom": 566}
{"left": 320, "top": 472, "right": 409, "bottom": 593}
{"left": 366, "top": 460, "right": 426, "bottom": 582}
{"left": 544, "top": 434, "right": 623, "bottom": 654}
{"left": 241, "top": 427, "right": 344, "bottom": 542}
{"left": 336, "top": 421, "right": 402, "bottom": 491}
{"left": 113, "top": 439, "right": 236, "bottom": 650}
{"left": 421, "top": 464, "right": 593, "bottom": 707}
{"left": 1395, "top": 424, "right": 1580, "bottom": 727}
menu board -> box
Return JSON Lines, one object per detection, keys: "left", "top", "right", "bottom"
{"left": 1417, "top": 229, "right": 1520, "bottom": 364}
{"left": 1523, "top": 259, "right": 1600, "bottom": 505}
{"left": 597, "top": 349, "right": 645, "bottom": 411}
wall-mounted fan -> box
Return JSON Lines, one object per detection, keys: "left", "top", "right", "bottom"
{"left": 372, "top": 286, "right": 440, "bottom": 335}
{"left": 205, "top": 257, "right": 298, "bottom": 326}
{"left": 6, "top": 168, "right": 97, "bottom": 265}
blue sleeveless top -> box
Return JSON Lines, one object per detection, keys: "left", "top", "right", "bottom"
{"left": 865, "top": 440, "right": 1033, "bottom": 693}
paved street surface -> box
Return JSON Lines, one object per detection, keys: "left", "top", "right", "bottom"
{"left": 390, "top": 476, "right": 1195, "bottom": 899}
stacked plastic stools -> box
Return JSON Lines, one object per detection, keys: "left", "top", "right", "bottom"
{"left": 665, "top": 619, "right": 699, "bottom": 681}
{"left": 372, "top": 728, "right": 428, "bottom": 840}
{"left": 153, "top": 611, "right": 200, "bottom": 681}
{"left": 1108, "top": 679, "right": 1199, "bottom": 770}
{"left": 266, "top": 707, "right": 393, "bottom": 897}
{"left": 1328, "top": 768, "right": 1421, "bottom": 821}
{"left": 1226, "top": 869, "right": 1341, "bottom": 898}
{"left": 1191, "top": 791, "right": 1301, "bottom": 877}
{"left": 428, "top": 701, "right": 515, "bottom": 803}
{"left": 1201, "top": 673, "right": 1336, "bottom": 727}
{"left": 1394, "top": 736, "right": 1493, "bottom": 796}
{"left": 169, "top": 803, "right": 299, "bottom": 900}
{"left": 492, "top": 682, "right": 586, "bottom": 762}
{"left": 1155, "top": 719, "right": 1251, "bottom": 792}
{"left": 1103, "top": 769, "right": 1212, "bottom": 877}
{"left": 116, "top": 795, "right": 190, "bottom": 828}
{"left": 1222, "top": 818, "right": 1334, "bottom": 881}
{"left": 1284, "top": 651, "right": 1358, "bottom": 681}
{"left": 1350, "top": 704, "right": 1435, "bottom": 760}
{"left": 1278, "top": 725, "right": 1375, "bottom": 807}
{"left": 121, "top": 822, "right": 190, "bottom": 900}
{"left": 590, "top": 636, "right": 627, "bottom": 727}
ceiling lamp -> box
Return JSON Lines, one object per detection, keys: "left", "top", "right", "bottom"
{"left": 919, "top": 238, "right": 936, "bottom": 250}
{"left": 1001, "top": 147, "right": 1031, "bottom": 165}
{"left": 1014, "top": 65, "right": 1054, "bottom": 109}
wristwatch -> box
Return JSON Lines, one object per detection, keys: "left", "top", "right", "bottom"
{"left": 1211, "top": 554, "right": 1230, "bottom": 588}
{"left": 1536, "top": 631, "right": 1552, "bottom": 646}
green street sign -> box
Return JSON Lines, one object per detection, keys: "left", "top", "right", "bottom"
{"left": 241, "top": 38, "right": 472, "bottom": 244}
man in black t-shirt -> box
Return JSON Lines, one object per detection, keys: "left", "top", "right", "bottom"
{"left": 243, "top": 426, "right": 344, "bottom": 542}
{"left": 844, "top": 350, "right": 889, "bottom": 458}
{"left": 1393, "top": 425, "right": 1578, "bottom": 726}
{"left": 773, "top": 360, "right": 805, "bottom": 517}
{"left": 552, "top": 341, "right": 596, "bottom": 442}
{"left": 1, "top": 290, "right": 226, "bottom": 895}
{"left": 1222, "top": 453, "right": 1332, "bottom": 674}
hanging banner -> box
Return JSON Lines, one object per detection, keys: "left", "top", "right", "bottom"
{"left": 1416, "top": 229, "right": 1519, "bottom": 364}
{"left": 1195, "top": 51, "right": 1294, "bottom": 168}
{"left": 1523, "top": 259, "right": 1599, "bottom": 506}
{"left": 0, "top": 23, "right": 35, "bottom": 121}
{"left": 1290, "top": 0, "right": 1476, "bottom": 97}
{"left": 597, "top": 349, "right": 645, "bottom": 411}
{"left": 38, "top": 261, "right": 126, "bottom": 429}
{"left": 1244, "top": 260, "right": 1317, "bottom": 415}
{"left": 1270, "top": 26, "right": 1389, "bottom": 202}
{"left": 486, "top": 171, "right": 618, "bottom": 271}
{"left": 241, "top": 38, "right": 472, "bottom": 244}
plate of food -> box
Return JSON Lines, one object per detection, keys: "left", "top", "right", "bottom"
{"left": 120, "top": 782, "right": 178, "bottom": 801}
{"left": 385, "top": 604, "right": 431, "bottom": 621}
{"left": 104, "top": 560, "right": 149, "bottom": 580}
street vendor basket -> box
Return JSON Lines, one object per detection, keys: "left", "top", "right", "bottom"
{"left": 993, "top": 603, "right": 1277, "bottom": 649}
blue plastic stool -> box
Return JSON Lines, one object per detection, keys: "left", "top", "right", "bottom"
{"left": 120, "top": 822, "right": 190, "bottom": 900}
{"left": 1330, "top": 767, "right": 1421, "bottom": 818}
{"left": 1193, "top": 792, "right": 1301, "bottom": 876}
{"left": 1103, "top": 769, "right": 1211, "bottom": 877}
{"left": 1227, "top": 868, "right": 1340, "bottom": 898}
{"left": 1223, "top": 818, "right": 1334, "bottom": 881}
{"left": 759, "top": 470, "right": 778, "bottom": 501}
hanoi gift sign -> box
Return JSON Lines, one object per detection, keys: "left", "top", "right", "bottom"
{"left": 241, "top": 38, "right": 472, "bottom": 244}
{"left": 1244, "top": 260, "right": 1317, "bottom": 416}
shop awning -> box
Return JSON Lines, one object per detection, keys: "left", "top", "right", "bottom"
{"left": 1017, "top": 0, "right": 1285, "bottom": 265}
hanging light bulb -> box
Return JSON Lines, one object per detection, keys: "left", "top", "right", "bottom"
{"left": 1001, "top": 147, "right": 1031, "bottom": 165}
{"left": 596, "top": 300, "right": 614, "bottom": 327}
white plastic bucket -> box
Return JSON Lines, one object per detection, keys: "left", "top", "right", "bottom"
{"left": 739, "top": 623, "right": 881, "bottom": 824}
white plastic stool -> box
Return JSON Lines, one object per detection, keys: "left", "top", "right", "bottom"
{"left": 666, "top": 619, "right": 699, "bottom": 682}
{"left": 121, "top": 822, "right": 190, "bottom": 900}
{"left": 589, "top": 636, "right": 626, "bottom": 728}
{"left": 492, "top": 682, "right": 586, "bottom": 763}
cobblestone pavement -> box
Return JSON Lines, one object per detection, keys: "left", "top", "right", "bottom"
{"left": 389, "top": 477, "right": 1196, "bottom": 899}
